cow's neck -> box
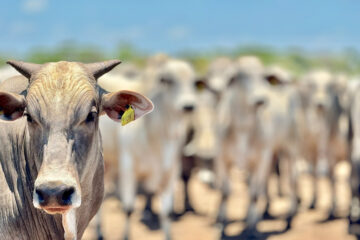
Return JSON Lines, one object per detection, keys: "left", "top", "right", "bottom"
{"left": 0, "top": 119, "right": 64, "bottom": 240}
{"left": 0, "top": 119, "right": 104, "bottom": 239}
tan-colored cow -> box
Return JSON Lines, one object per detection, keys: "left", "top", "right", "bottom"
{"left": 0, "top": 60, "right": 153, "bottom": 240}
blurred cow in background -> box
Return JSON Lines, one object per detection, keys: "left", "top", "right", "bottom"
{"left": 98, "top": 55, "right": 200, "bottom": 240}
{"left": 215, "top": 57, "right": 304, "bottom": 236}
{"left": 95, "top": 62, "right": 146, "bottom": 239}
{"left": 344, "top": 78, "right": 360, "bottom": 237}
{"left": 214, "top": 56, "right": 265, "bottom": 225}
{"left": 299, "top": 70, "right": 349, "bottom": 219}
{"left": 176, "top": 57, "right": 233, "bottom": 215}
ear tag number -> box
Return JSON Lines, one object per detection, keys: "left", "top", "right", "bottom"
{"left": 121, "top": 105, "right": 135, "bottom": 126}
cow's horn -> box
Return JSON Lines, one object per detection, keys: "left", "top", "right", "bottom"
{"left": 85, "top": 60, "right": 121, "bottom": 80}
{"left": 7, "top": 60, "right": 42, "bottom": 79}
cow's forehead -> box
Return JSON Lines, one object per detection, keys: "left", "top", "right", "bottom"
{"left": 308, "top": 71, "right": 333, "bottom": 86}
{"left": 162, "top": 60, "right": 195, "bottom": 82}
{"left": 26, "top": 61, "right": 97, "bottom": 122}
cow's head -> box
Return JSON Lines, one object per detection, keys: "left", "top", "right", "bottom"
{"left": 153, "top": 58, "right": 199, "bottom": 114}
{"left": 0, "top": 60, "right": 153, "bottom": 215}
{"left": 300, "top": 70, "right": 341, "bottom": 114}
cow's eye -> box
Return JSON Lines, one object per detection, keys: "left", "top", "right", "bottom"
{"left": 160, "top": 76, "right": 174, "bottom": 86}
{"left": 25, "top": 112, "right": 33, "bottom": 123}
{"left": 194, "top": 80, "right": 206, "bottom": 92}
{"left": 86, "top": 111, "right": 97, "bottom": 123}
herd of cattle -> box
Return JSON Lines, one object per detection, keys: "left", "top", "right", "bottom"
{"left": 0, "top": 55, "right": 360, "bottom": 240}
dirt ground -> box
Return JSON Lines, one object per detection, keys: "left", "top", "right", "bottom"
{"left": 83, "top": 161, "right": 357, "bottom": 240}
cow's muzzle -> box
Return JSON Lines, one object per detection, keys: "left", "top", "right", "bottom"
{"left": 34, "top": 182, "right": 78, "bottom": 214}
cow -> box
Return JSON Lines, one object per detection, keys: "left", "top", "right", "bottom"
{"left": 214, "top": 58, "right": 303, "bottom": 236}
{"left": 98, "top": 62, "right": 145, "bottom": 196}
{"left": 347, "top": 78, "right": 360, "bottom": 237}
{"left": 299, "top": 70, "right": 349, "bottom": 219}
{"left": 97, "top": 55, "right": 199, "bottom": 240}
{"left": 95, "top": 62, "right": 148, "bottom": 238}
{"left": 179, "top": 78, "right": 220, "bottom": 214}
{"left": 178, "top": 57, "right": 233, "bottom": 214}
{"left": 0, "top": 60, "right": 153, "bottom": 240}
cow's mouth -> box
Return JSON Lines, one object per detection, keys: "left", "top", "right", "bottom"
{"left": 42, "top": 206, "right": 71, "bottom": 214}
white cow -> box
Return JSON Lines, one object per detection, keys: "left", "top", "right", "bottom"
{"left": 347, "top": 78, "right": 360, "bottom": 237}
{"left": 299, "top": 70, "right": 349, "bottom": 218}
{"left": 98, "top": 55, "right": 199, "bottom": 240}
{"left": 215, "top": 59, "right": 302, "bottom": 236}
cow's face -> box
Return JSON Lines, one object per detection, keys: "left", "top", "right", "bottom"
{"left": 157, "top": 60, "right": 198, "bottom": 113}
{"left": 0, "top": 60, "right": 153, "bottom": 215}
{"left": 183, "top": 85, "right": 219, "bottom": 159}
{"left": 302, "top": 71, "right": 338, "bottom": 113}
{"left": 228, "top": 65, "right": 268, "bottom": 108}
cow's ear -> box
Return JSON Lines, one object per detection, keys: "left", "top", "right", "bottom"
{"left": 102, "top": 90, "right": 154, "bottom": 125}
{"left": 194, "top": 78, "right": 208, "bottom": 92}
{"left": 0, "top": 91, "right": 26, "bottom": 121}
{"left": 264, "top": 74, "right": 282, "bottom": 86}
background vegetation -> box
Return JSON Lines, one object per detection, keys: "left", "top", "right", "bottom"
{"left": 1, "top": 41, "right": 360, "bottom": 77}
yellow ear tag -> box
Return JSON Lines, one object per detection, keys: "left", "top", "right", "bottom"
{"left": 0, "top": 110, "right": 3, "bottom": 115}
{"left": 121, "top": 105, "right": 135, "bottom": 126}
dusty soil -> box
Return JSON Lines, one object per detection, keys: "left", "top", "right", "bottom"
{"left": 83, "top": 161, "right": 357, "bottom": 240}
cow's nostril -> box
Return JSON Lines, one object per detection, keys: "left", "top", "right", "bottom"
{"left": 316, "top": 103, "right": 325, "bottom": 112}
{"left": 183, "top": 105, "right": 195, "bottom": 112}
{"left": 35, "top": 189, "right": 46, "bottom": 205}
{"left": 60, "top": 187, "right": 75, "bottom": 206}
{"left": 254, "top": 99, "right": 266, "bottom": 108}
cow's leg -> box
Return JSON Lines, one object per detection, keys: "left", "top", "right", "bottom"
{"left": 327, "top": 167, "right": 337, "bottom": 220}
{"left": 349, "top": 159, "right": 360, "bottom": 235}
{"left": 160, "top": 165, "right": 178, "bottom": 240}
{"left": 119, "top": 149, "right": 136, "bottom": 240}
{"left": 160, "top": 186, "right": 174, "bottom": 240}
{"left": 263, "top": 154, "right": 282, "bottom": 220}
{"left": 285, "top": 156, "right": 299, "bottom": 230}
{"left": 141, "top": 192, "right": 160, "bottom": 228}
{"left": 215, "top": 158, "right": 231, "bottom": 224}
{"left": 216, "top": 182, "right": 230, "bottom": 224}
{"left": 183, "top": 166, "right": 195, "bottom": 213}
{"left": 160, "top": 141, "right": 181, "bottom": 240}
{"left": 143, "top": 192, "right": 153, "bottom": 215}
{"left": 274, "top": 156, "right": 285, "bottom": 197}
{"left": 262, "top": 178, "right": 273, "bottom": 220}
{"left": 180, "top": 155, "right": 196, "bottom": 214}
{"left": 309, "top": 168, "right": 318, "bottom": 209}
{"left": 244, "top": 147, "right": 272, "bottom": 235}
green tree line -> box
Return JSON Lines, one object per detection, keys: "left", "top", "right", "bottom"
{"left": 1, "top": 42, "right": 360, "bottom": 76}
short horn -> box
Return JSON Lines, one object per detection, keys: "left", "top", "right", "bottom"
{"left": 84, "top": 60, "right": 121, "bottom": 80}
{"left": 7, "top": 60, "right": 42, "bottom": 79}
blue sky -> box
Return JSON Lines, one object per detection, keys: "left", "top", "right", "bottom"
{"left": 1, "top": 0, "right": 360, "bottom": 55}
